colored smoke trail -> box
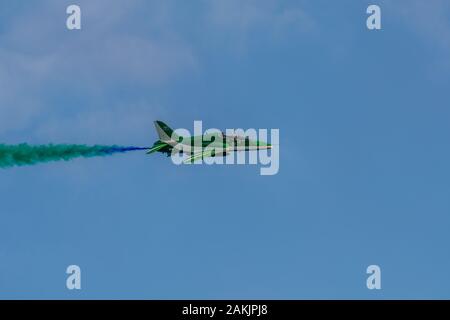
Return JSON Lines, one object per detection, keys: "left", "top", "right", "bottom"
{"left": 0, "top": 144, "right": 148, "bottom": 168}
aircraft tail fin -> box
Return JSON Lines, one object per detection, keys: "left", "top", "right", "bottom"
{"left": 154, "top": 121, "right": 178, "bottom": 142}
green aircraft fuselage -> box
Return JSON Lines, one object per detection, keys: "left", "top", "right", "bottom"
{"left": 147, "top": 121, "right": 271, "bottom": 163}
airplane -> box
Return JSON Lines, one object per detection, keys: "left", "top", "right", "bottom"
{"left": 146, "top": 121, "right": 272, "bottom": 163}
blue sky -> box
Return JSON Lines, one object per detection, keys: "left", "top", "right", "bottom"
{"left": 1, "top": 0, "right": 450, "bottom": 299}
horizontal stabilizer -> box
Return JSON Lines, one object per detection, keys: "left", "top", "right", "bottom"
{"left": 146, "top": 144, "right": 168, "bottom": 154}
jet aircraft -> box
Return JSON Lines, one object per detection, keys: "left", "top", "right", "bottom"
{"left": 146, "top": 121, "right": 272, "bottom": 163}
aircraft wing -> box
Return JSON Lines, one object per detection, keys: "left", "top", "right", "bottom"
{"left": 183, "top": 149, "right": 215, "bottom": 163}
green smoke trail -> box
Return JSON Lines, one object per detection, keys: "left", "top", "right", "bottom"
{"left": 0, "top": 144, "right": 148, "bottom": 168}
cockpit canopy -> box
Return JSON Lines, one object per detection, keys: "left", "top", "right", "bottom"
{"left": 221, "top": 132, "right": 247, "bottom": 141}
{"left": 220, "top": 132, "right": 251, "bottom": 145}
